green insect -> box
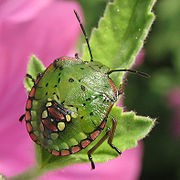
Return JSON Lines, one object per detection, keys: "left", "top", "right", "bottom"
{"left": 19, "top": 10, "right": 149, "bottom": 169}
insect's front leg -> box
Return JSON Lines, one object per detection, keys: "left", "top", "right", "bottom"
{"left": 26, "top": 74, "right": 36, "bottom": 83}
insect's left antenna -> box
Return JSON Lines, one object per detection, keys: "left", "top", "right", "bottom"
{"left": 74, "top": 10, "right": 93, "bottom": 62}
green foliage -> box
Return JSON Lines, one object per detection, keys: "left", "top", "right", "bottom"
{"left": 122, "top": 0, "right": 180, "bottom": 179}
{"left": 82, "top": 0, "right": 155, "bottom": 86}
{"left": 146, "top": 0, "right": 180, "bottom": 96}
{"left": 24, "top": 55, "right": 45, "bottom": 93}
{"left": 25, "top": 55, "right": 154, "bottom": 170}
{"left": 33, "top": 106, "right": 154, "bottom": 171}
{"left": 22, "top": 0, "right": 155, "bottom": 178}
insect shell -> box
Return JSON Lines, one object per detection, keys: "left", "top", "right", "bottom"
{"left": 20, "top": 10, "right": 148, "bottom": 169}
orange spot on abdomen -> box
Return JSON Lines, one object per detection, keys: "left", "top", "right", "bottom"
{"left": 26, "top": 122, "right": 33, "bottom": 132}
{"left": 99, "top": 119, "right": 107, "bottom": 129}
{"left": 29, "top": 133, "right": 37, "bottom": 142}
{"left": 71, "top": 146, "right": 81, "bottom": 154}
{"left": 61, "top": 149, "right": 70, "bottom": 156}
{"left": 81, "top": 139, "right": 91, "bottom": 148}
{"left": 52, "top": 150, "right": 60, "bottom": 156}
{"left": 90, "top": 130, "right": 101, "bottom": 140}
{"left": 25, "top": 111, "right": 31, "bottom": 121}
{"left": 26, "top": 99, "right": 32, "bottom": 109}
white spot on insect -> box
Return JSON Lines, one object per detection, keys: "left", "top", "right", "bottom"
{"left": 42, "top": 110, "right": 48, "bottom": 118}
{"left": 53, "top": 94, "right": 59, "bottom": 102}
{"left": 47, "top": 98, "right": 52, "bottom": 101}
{"left": 57, "top": 122, "right": 65, "bottom": 131}
{"left": 117, "top": 9, "right": 120, "bottom": 12}
{"left": 66, "top": 115, "right": 71, "bottom": 122}
{"left": 46, "top": 102, "right": 52, "bottom": 107}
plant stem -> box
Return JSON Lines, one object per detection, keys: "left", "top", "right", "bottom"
{"left": 8, "top": 166, "right": 45, "bottom": 180}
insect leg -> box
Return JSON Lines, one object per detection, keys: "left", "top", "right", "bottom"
{"left": 75, "top": 53, "right": 79, "bottom": 59}
{"left": 74, "top": 10, "right": 93, "bottom": 62}
{"left": 26, "top": 74, "right": 36, "bottom": 84}
{"left": 87, "top": 129, "right": 111, "bottom": 169}
{"left": 108, "top": 117, "right": 121, "bottom": 154}
{"left": 19, "top": 114, "right": 25, "bottom": 122}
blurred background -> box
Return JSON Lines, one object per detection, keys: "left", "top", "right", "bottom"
{"left": 1, "top": 0, "right": 180, "bottom": 179}
{"left": 77, "top": 0, "right": 180, "bottom": 179}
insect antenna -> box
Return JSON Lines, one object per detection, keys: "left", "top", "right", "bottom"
{"left": 74, "top": 10, "right": 93, "bottom": 62}
{"left": 107, "top": 69, "right": 150, "bottom": 78}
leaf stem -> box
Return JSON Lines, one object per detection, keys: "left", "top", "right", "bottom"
{"left": 9, "top": 165, "right": 46, "bottom": 180}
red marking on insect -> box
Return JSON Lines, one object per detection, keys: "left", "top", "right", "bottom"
{"left": 107, "top": 104, "right": 113, "bottom": 114}
{"left": 71, "top": 146, "right": 81, "bottom": 154}
{"left": 35, "top": 78, "right": 41, "bottom": 85}
{"left": 25, "top": 111, "right": 31, "bottom": 121}
{"left": 44, "top": 64, "right": 54, "bottom": 74}
{"left": 60, "top": 57, "right": 81, "bottom": 62}
{"left": 26, "top": 99, "right": 32, "bottom": 109}
{"left": 108, "top": 78, "right": 118, "bottom": 97}
{"left": 81, "top": 139, "right": 91, "bottom": 148}
{"left": 42, "top": 119, "right": 58, "bottom": 132}
{"left": 35, "top": 140, "right": 41, "bottom": 145}
{"left": 48, "top": 107, "right": 64, "bottom": 120}
{"left": 29, "top": 133, "right": 37, "bottom": 141}
{"left": 99, "top": 120, "right": 107, "bottom": 129}
{"left": 90, "top": 130, "right": 101, "bottom": 140}
{"left": 61, "top": 149, "right": 70, "bottom": 156}
{"left": 29, "top": 87, "right": 36, "bottom": 97}
{"left": 52, "top": 150, "right": 60, "bottom": 156}
{"left": 26, "top": 122, "right": 33, "bottom": 132}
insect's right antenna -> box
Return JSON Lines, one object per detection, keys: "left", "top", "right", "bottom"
{"left": 107, "top": 69, "right": 150, "bottom": 78}
{"left": 74, "top": 10, "right": 93, "bottom": 62}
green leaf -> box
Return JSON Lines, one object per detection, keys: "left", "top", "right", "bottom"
{"left": 24, "top": 55, "right": 45, "bottom": 93}
{"left": 34, "top": 106, "right": 154, "bottom": 171}
{"left": 82, "top": 0, "right": 156, "bottom": 86}
{"left": 21, "top": 0, "right": 156, "bottom": 178}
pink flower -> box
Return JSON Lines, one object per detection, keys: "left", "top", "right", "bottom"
{"left": 133, "top": 50, "right": 145, "bottom": 68}
{"left": 0, "top": 1, "right": 143, "bottom": 179}
{"left": 40, "top": 143, "right": 143, "bottom": 180}
{"left": 0, "top": 0, "right": 82, "bottom": 177}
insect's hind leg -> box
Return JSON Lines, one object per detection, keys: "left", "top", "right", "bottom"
{"left": 87, "top": 117, "right": 121, "bottom": 169}
{"left": 87, "top": 129, "right": 111, "bottom": 169}
{"left": 108, "top": 117, "right": 121, "bottom": 154}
